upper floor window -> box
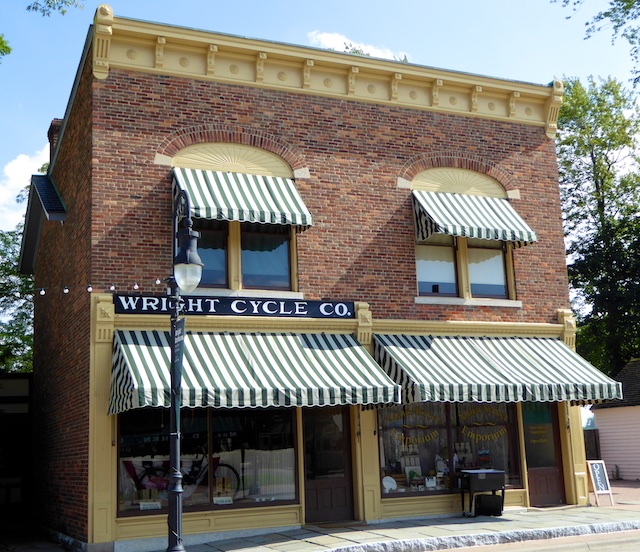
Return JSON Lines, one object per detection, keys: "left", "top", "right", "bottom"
{"left": 467, "top": 238, "right": 507, "bottom": 298}
{"left": 242, "top": 223, "right": 291, "bottom": 290}
{"left": 411, "top": 168, "right": 537, "bottom": 302}
{"left": 196, "top": 219, "right": 228, "bottom": 288}
{"left": 172, "top": 143, "right": 313, "bottom": 293}
{"left": 416, "top": 234, "right": 457, "bottom": 296}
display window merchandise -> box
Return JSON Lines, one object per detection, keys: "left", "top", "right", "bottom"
{"left": 378, "top": 403, "right": 521, "bottom": 496}
{"left": 118, "top": 408, "right": 296, "bottom": 514}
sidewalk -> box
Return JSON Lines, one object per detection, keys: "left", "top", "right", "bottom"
{"left": 2, "top": 481, "right": 640, "bottom": 552}
{"left": 146, "top": 480, "right": 640, "bottom": 552}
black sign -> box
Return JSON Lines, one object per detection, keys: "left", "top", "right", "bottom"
{"left": 587, "top": 460, "right": 610, "bottom": 493}
{"left": 113, "top": 294, "right": 356, "bottom": 319}
{"left": 586, "top": 460, "right": 615, "bottom": 506}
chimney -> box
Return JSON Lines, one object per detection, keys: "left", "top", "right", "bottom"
{"left": 47, "top": 118, "right": 63, "bottom": 163}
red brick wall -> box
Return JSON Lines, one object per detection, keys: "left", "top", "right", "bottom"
{"left": 31, "top": 56, "right": 94, "bottom": 541}
{"left": 31, "top": 58, "right": 568, "bottom": 544}
{"left": 91, "top": 69, "right": 568, "bottom": 323}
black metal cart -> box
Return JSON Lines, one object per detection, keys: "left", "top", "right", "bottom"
{"left": 458, "top": 469, "right": 506, "bottom": 517}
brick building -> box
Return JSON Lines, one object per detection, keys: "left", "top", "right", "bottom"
{"left": 19, "top": 4, "right": 621, "bottom": 551}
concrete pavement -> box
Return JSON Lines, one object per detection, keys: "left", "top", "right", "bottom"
{"left": 148, "top": 481, "right": 640, "bottom": 552}
{"left": 3, "top": 481, "right": 640, "bottom": 551}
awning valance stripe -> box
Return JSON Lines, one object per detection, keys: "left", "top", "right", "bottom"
{"left": 373, "top": 334, "right": 622, "bottom": 404}
{"left": 173, "top": 168, "right": 314, "bottom": 227}
{"left": 109, "top": 331, "right": 400, "bottom": 414}
{"left": 412, "top": 191, "right": 538, "bottom": 246}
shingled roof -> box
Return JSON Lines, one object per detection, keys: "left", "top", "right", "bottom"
{"left": 593, "top": 358, "right": 640, "bottom": 409}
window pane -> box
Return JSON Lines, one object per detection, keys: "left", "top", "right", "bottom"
{"left": 378, "top": 403, "right": 451, "bottom": 496}
{"left": 522, "top": 402, "right": 557, "bottom": 469}
{"left": 211, "top": 410, "right": 296, "bottom": 506}
{"left": 454, "top": 403, "right": 521, "bottom": 486}
{"left": 194, "top": 220, "right": 227, "bottom": 287}
{"left": 118, "top": 409, "right": 209, "bottom": 513}
{"left": 416, "top": 244, "right": 457, "bottom": 295}
{"left": 241, "top": 223, "right": 290, "bottom": 290}
{"left": 468, "top": 244, "right": 506, "bottom": 298}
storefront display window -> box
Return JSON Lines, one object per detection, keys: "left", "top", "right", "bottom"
{"left": 378, "top": 403, "right": 521, "bottom": 496}
{"left": 378, "top": 403, "right": 450, "bottom": 494}
{"left": 118, "top": 408, "right": 296, "bottom": 515}
{"left": 453, "top": 403, "right": 521, "bottom": 485}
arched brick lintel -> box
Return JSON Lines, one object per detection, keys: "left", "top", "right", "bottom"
{"left": 156, "top": 124, "right": 308, "bottom": 171}
{"left": 400, "top": 152, "right": 517, "bottom": 191}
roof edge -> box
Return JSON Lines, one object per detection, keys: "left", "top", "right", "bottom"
{"left": 92, "top": 4, "right": 563, "bottom": 138}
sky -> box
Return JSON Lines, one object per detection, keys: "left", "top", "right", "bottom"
{"left": 0, "top": 0, "right": 637, "bottom": 231}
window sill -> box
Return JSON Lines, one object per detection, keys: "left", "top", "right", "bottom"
{"left": 415, "top": 296, "right": 522, "bottom": 308}
{"left": 189, "top": 288, "right": 304, "bottom": 300}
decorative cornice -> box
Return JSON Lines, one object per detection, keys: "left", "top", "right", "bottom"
{"left": 93, "top": 4, "right": 563, "bottom": 138}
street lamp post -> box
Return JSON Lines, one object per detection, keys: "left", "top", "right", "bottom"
{"left": 167, "top": 192, "right": 203, "bottom": 552}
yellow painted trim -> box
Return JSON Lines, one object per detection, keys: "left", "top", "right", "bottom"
{"left": 505, "top": 242, "right": 516, "bottom": 301}
{"left": 456, "top": 238, "right": 471, "bottom": 299}
{"left": 295, "top": 409, "right": 306, "bottom": 520}
{"left": 228, "top": 221, "right": 241, "bottom": 290}
{"left": 89, "top": 294, "right": 118, "bottom": 544}
{"left": 412, "top": 168, "right": 507, "bottom": 198}
{"left": 351, "top": 406, "right": 364, "bottom": 520}
{"left": 515, "top": 402, "right": 530, "bottom": 508}
{"left": 290, "top": 229, "right": 298, "bottom": 293}
{"left": 373, "top": 318, "right": 565, "bottom": 338}
{"left": 172, "top": 143, "right": 294, "bottom": 177}
{"left": 93, "top": 5, "right": 562, "bottom": 138}
{"left": 115, "top": 505, "right": 302, "bottom": 540}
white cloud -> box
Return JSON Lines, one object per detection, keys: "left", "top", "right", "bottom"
{"left": 0, "top": 145, "right": 49, "bottom": 231}
{"left": 307, "top": 31, "right": 408, "bottom": 61}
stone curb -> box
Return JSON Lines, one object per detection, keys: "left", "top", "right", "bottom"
{"left": 331, "top": 521, "right": 640, "bottom": 552}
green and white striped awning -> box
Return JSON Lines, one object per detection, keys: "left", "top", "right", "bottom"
{"left": 173, "top": 168, "right": 314, "bottom": 227}
{"left": 109, "top": 330, "right": 400, "bottom": 414}
{"left": 412, "top": 191, "right": 538, "bottom": 246}
{"left": 373, "top": 334, "right": 622, "bottom": 404}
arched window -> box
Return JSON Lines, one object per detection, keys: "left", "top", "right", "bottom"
{"left": 172, "top": 144, "right": 310, "bottom": 294}
{"left": 412, "top": 169, "right": 536, "bottom": 303}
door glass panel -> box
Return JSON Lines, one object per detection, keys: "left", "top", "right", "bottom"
{"left": 522, "top": 402, "right": 557, "bottom": 468}
{"left": 304, "top": 408, "right": 346, "bottom": 480}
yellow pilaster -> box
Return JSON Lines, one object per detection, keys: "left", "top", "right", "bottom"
{"left": 557, "top": 309, "right": 589, "bottom": 505}
{"left": 89, "top": 294, "right": 118, "bottom": 543}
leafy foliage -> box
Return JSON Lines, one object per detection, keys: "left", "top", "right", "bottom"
{"left": 0, "top": 34, "right": 11, "bottom": 63}
{"left": 557, "top": 76, "right": 640, "bottom": 376}
{"left": 26, "top": 1, "right": 83, "bottom": 16}
{"left": 558, "top": 0, "right": 640, "bottom": 84}
{"left": 0, "top": 226, "right": 34, "bottom": 372}
{"left": 1, "top": 2, "right": 82, "bottom": 64}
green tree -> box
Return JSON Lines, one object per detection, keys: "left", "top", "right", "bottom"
{"left": 1, "top": 1, "right": 82, "bottom": 63}
{"left": 0, "top": 34, "right": 11, "bottom": 63}
{"left": 558, "top": 0, "right": 640, "bottom": 84}
{"left": 0, "top": 225, "right": 34, "bottom": 372}
{"left": 26, "top": 1, "right": 82, "bottom": 16}
{"left": 557, "top": 76, "right": 640, "bottom": 376}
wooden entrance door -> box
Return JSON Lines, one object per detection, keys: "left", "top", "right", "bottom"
{"left": 522, "top": 402, "right": 566, "bottom": 506}
{"left": 303, "top": 406, "right": 354, "bottom": 523}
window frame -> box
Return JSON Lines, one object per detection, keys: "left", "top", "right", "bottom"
{"left": 117, "top": 407, "right": 299, "bottom": 516}
{"left": 190, "top": 220, "right": 299, "bottom": 293}
{"left": 466, "top": 238, "right": 509, "bottom": 299}
{"left": 377, "top": 402, "right": 522, "bottom": 498}
{"left": 416, "top": 234, "right": 515, "bottom": 301}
